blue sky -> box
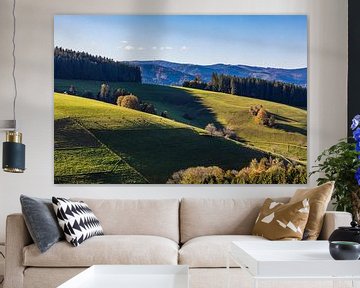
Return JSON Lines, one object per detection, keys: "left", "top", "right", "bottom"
{"left": 54, "top": 15, "right": 307, "bottom": 69}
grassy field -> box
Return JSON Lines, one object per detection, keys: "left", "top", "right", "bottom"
{"left": 54, "top": 93, "right": 271, "bottom": 184}
{"left": 55, "top": 79, "right": 219, "bottom": 128}
{"left": 55, "top": 79, "right": 307, "bottom": 162}
{"left": 182, "top": 87, "right": 307, "bottom": 162}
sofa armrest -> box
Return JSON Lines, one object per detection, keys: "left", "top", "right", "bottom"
{"left": 4, "top": 214, "right": 32, "bottom": 288}
{"left": 318, "top": 211, "right": 352, "bottom": 240}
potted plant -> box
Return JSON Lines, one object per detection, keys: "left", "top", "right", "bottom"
{"left": 311, "top": 115, "right": 360, "bottom": 222}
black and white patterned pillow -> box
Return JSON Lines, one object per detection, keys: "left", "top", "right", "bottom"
{"left": 52, "top": 197, "right": 104, "bottom": 247}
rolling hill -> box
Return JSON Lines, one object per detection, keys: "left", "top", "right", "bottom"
{"left": 126, "top": 60, "right": 307, "bottom": 87}
{"left": 54, "top": 92, "right": 272, "bottom": 184}
{"left": 55, "top": 79, "right": 307, "bottom": 163}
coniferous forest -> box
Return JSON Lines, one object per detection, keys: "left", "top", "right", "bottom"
{"left": 183, "top": 73, "right": 307, "bottom": 108}
{"left": 54, "top": 47, "right": 142, "bottom": 83}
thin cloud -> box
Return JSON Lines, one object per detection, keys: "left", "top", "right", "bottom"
{"left": 121, "top": 40, "right": 128, "bottom": 44}
{"left": 180, "top": 46, "right": 188, "bottom": 51}
{"left": 123, "top": 45, "right": 135, "bottom": 50}
{"left": 160, "top": 46, "right": 173, "bottom": 50}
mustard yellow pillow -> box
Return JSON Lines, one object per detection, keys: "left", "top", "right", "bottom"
{"left": 289, "top": 181, "right": 334, "bottom": 240}
{"left": 252, "top": 198, "right": 310, "bottom": 240}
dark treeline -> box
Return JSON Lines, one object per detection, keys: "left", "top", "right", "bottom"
{"left": 54, "top": 47, "right": 142, "bottom": 83}
{"left": 183, "top": 73, "right": 307, "bottom": 107}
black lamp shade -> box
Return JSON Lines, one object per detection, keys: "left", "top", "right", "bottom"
{"left": 2, "top": 141, "right": 25, "bottom": 173}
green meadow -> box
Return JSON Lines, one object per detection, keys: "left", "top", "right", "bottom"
{"left": 54, "top": 92, "right": 272, "bottom": 184}
{"left": 55, "top": 79, "right": 307, "bottom": 163}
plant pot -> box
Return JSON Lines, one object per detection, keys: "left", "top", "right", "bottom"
{"left": 329, "top": 221, "right": 360, "bottom": 244}
{"left": 329, "top": 241, "right": 360, "bottom": 260}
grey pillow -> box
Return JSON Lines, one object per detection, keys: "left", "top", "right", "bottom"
{"left": 20, "top": 195, "right": 64, "bottom": 253}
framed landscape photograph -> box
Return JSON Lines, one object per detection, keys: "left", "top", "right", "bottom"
{"left": 54, "top": 15, "right": 308, "bottom": 184}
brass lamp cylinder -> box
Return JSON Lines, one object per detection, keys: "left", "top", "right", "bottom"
{"left": 6, "top": 131, "right": 22, "bottom": 143}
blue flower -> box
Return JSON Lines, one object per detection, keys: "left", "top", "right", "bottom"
{"left": 352, "top": 115, "right": 360, "bottom": 130}
{"left": 357, "top": 142, "right": 360, "bottom": 152}
{"left": 356, "top": 168, "right": 360, "bottom": 186}
{"left": 353, "top": 128, "right": 360, "bottom": 142}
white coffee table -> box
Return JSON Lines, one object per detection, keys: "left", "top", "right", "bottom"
{"left": 58, "top": 265, "right": 189, "bottom": 288}
{"left": 228, "top": 241, "right": 360, "bottom": 288}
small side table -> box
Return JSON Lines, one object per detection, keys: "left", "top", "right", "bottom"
{"left": 58, "top": 265, "right": 189, "bottom": 288}
{"left": 227, "top": 240, "right": 360, "bottom": 288}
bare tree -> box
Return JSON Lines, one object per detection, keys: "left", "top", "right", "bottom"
{"left": 205, "top": 123, "right": 217, "bottom": 136}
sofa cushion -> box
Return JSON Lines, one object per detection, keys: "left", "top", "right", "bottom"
{"left": 52, "top": 197, "right": 104, "bottom": 247}
{"left": 72, "top": 199, "right": 179, "bottom": 243}
{"left": 20, "top": 195, "right": 64, "bottom": 253}
{"left": 290, "top": 181, "right": 334, "bottom": 240}
{"left": 252, "top": 198, "right": 310, "bottom": 240}
{"left": 179, "top": 235, "right": 267, "bottom": 268}
{"left": 23, "top": 235, "right": 179, "bottom": 267}
{"left": 24, "top": 268, "right": 86, "bottom": 288}
{"left": 180, "top": 198, "right": 289, "bottom": 243}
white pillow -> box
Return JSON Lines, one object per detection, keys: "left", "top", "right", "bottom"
{"left": 52, "top": 197, "right": 103, "bottom": 247}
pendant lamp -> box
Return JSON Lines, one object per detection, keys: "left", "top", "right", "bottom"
{"left": 1, "top": 0, "right": 26, "bottom": 173}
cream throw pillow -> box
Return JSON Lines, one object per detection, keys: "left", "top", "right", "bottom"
{"left": 252, "top": 198, "right": 310, "bottom": 240}
{"left": 289, "top": 181, "right": 334, "bottom": 240}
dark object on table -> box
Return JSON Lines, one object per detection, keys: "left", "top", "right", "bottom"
{"left": 329, "top": 241, "right": 360, "bottom": 260}
{"left": 329, "top": 221, "right": 360, "bottom": 244}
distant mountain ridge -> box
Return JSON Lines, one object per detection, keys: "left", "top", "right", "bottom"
{"left": 126, "top": 60, "right": 307, "bottom": 87}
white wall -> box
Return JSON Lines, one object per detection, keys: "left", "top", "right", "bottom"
{"left": 0, "top": 0, "right": 348, "bottom": 242}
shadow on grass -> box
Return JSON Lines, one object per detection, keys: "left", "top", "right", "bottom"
{"left": 55, "top": 170, "right": 148, "bottom": 184}
{"left": 92, "top": 128, "right": 269, "bottom": 183}
{"left": 275, "top": 123, "right": 307, "bottom": 136}
{"left": 54, "top": 118, "right": 101, "bottom": 149}
{"left": 127, "top": 83, "right": 225, "bottom": 130}
{"left": 55, "top": 79, "right": 224, "bottom": 131}
{"left": 272, "top": 113, "right": 299, "bottom": 123}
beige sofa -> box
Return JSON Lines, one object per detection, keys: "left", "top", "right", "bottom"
{"left": 4, "top": 198, "right": 352, "bottom": 288}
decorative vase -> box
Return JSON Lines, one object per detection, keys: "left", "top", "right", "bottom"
{"left": 329, "top": 241, "right": 360, "bottom": 260}
{"left": 328, "top": 221, "right": 360, "bottom": 244}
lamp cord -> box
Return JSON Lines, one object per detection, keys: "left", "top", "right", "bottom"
{"left": 11, "top": 0, "right": 17, "bottom": 129}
